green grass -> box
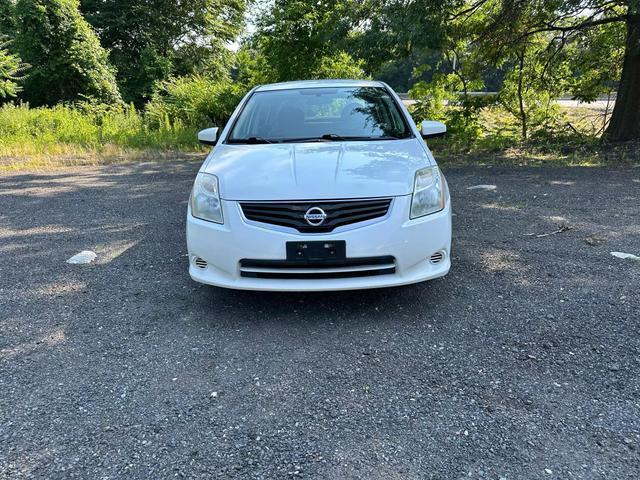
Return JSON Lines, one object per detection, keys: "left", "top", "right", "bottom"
{"left": 428, "top": 105, "right": 639, "bottom": 167}
{"left": 0, "top": 103, "right": 204, "bottom": 157}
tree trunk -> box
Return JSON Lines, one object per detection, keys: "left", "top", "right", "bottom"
{"left": 517, "top": 53, "right": 527, "bottom": 140}
{"left": 606, "top": 10, "right": 640, "bottom": 142}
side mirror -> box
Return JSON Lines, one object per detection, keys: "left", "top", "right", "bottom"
{"left": 421, "top": 120, "right": 446, "bottom": 139}
{"left": 198, "top": 127, "right": 219, "bottom": 146}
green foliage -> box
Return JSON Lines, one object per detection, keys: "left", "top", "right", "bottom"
{"left": 252, "top": 0, "right": 359, "bottom": 81}
{"left": 408, "top": 30, "right": 492, "bottom": 144}
{"left": 14, "top": 0, "right": 121, "bottom": 106}
{"left": 118, "top": 46, "right": 173, "bottom": 106}
{"left": 375, "top": 57, "right": 418, "bottom": 92}
{"left": 143, "top": 49, "right": 366, "bottom": 136}
{"left": 0, "top": 0, "right": 15, "bottom": 35}
{"left": 569, "top": 20, "right": 625, "bottom": 102}
{"left": 233, "top": 48, "right": 276, "bottom": 86}
{"left": 410, "top": 73, "right": 494, "bottom": 149}
{"left": 0, "top": 102, "right": 200, "bottom": 155}
{"left": 471, "top": 0, "right": 638, "bottom": 141}
{"left": 409, "top": 73, "right": 455, "bottom": 123}
{"left": 445, "top": 96, "right": 494, "bottom": 143}
{"left": 0, "top": 39, "right": 26, "bottom": 98}
{"left": 250, "top": 0, "right": 456, "bottom": 85}
{"left": 417, "top": 0, "right": 590, "bottom": 142}
{"left": 146, "top": 75, "right": 247, "bottom": 130}
{"left": 496, "top": 36, "right": 568, "bottom": 140}
{"left": 80, "top": 0, "right": 246, "bottom": 104}
{"left": 0, "top": 0, "right": 634, "bottom": 156}
{"left": 344, "top": 0, "right": 452, "bottom": 76}
{"left": 312, "top": 52, "right": 368, "bottom": 80}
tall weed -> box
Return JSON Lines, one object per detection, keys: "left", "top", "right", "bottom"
{"left": 0, "top": 102, "right": 200, "bottom": 156}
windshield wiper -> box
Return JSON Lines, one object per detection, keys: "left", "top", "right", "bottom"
{"left": 320, "top": 133, "right": 346, "bottom": 141}
{"left": 286, "top": 134, "right": 408, "bottom": 143}
{"left": 282, "top": 134, "right": 339, "bottom": 143}
{"left": 359, "top": 135, "right": 408, "bottom": 140}
{"left": 227, "top": 136, "right": 276, "bottom": 144}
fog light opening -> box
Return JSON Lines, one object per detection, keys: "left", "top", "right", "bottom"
{"left": 194, "top": 257, "right": 208, "bottom": 269}
{"left": 430, "top": 250, "right": 446, "bottom": 264}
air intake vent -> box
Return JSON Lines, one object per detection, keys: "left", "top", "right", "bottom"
{"left": 194, "top": 257, "right": 208, "bottom": 269}
{"left": 240, "top": 198, "right": 392, "bottom": 233}
{"left": 239, "top": 256, "right": 396, "bottom": 280}
{"left": 430, "top": 251, "right": 445, "bottom": 264}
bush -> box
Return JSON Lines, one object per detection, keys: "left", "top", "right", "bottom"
{"left": 408, "top": 75, "right": 453, "bottom": 124}
{"left": 0, "top": 70, "right": 258, "bottom": 156}
{"left": 409, "top": 75, "right": 494, "bottom": 151}
{"left": 14, "top": 0, "right": 121, "bottom": 106}
{"left": 146, "top": 75, "right": 247, "bottom": 130}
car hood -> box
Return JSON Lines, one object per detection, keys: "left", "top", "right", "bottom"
{"left": 202, "top": 138, "right": 432, "bottom": 201}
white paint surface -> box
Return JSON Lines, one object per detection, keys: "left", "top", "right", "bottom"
{"left": 610, "top": 252, "right": 640, "bottom": 261}
{"left": 66, "top": 250, "right": 97, "bottom": 264}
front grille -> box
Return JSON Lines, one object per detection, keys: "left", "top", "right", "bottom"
{"left": 240, "top": 198, "right": 392, "bottom": 233}
{"left": 239, "top": 256, "right": 396, "bottom": 280}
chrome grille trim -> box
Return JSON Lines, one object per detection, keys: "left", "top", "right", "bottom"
{"left": 239, "top": 256, "right": 396, "bottom": 279}
{"left": 240, "top": 198, "right": 392, "bottom": 233}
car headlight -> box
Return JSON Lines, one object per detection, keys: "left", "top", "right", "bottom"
{"left": 410, "top": 166, "right": 445, "bottom": 218}
{"left": 190, "top": 173, "right": 223, "bottom": 224}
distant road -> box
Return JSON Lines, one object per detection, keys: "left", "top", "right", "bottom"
{"left": 399, "top": 92, "right": 615, "bottom": 110}
{"left": 556, "top": 99, "right": 613, "bottom": 109}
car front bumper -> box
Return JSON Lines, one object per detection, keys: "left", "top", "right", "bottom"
{"left": 186, "top": 195, "right": 452, "bottom": 291}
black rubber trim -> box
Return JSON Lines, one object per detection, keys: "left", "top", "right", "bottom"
{"left": 240, "top": 268, "right": 396, "bottom": 280}
{"left": 240, "top": 256, "right": 395, "bottom": 269}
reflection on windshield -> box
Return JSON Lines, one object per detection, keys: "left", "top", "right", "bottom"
{"left": 228, "top": 87, "right": 412, "bottom": 143}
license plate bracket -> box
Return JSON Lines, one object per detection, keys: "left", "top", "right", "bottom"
{"left": 286, "top": 241, "right": 346, "bottom": 262}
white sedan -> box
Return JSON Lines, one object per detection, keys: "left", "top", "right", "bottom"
{"left": 187, "top": 79, "right": 451, "bottom": 291}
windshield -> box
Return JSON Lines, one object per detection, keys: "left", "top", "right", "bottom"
{"left": 227, "top": 86, "right": 413, "bottom": 143}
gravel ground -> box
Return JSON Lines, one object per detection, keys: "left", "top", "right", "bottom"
{"left": 1, "top": 161, "right": 639, "bottom": 479}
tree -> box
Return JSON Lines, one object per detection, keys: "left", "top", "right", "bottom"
{"left": 497, "top": 36, "right": 567, "bottom": 140}
{"left": 469, "top": 0, "right": 640, "bottom": 142}
{"left": 407, "top": 2, "right": 496, "bottom": 142}
{"left": 351, "top": 0, "right": 454, "bottom": 75}
{"left": 603, "top": 1, "right": 639, "bottom": 141}
{"left": 374, "top": 52, "right": 437, "bottom": 91}
{"left": 233, "top": 48, "right": 277, "bottom": 86}
{"left": 80, "top": 0, "right": 246, "bottom": 104}
{"left": 0, "top": 39, "right": 25, "bottom": 98}
{"left": 14, "top": 0, "right": 121, "bottom": 105}
{"left": 251, "top": 0, "right": 457, "bottom": 85}
{"left": 569, "top": 21, "right": 625, "bottom": 134}
{"left": 0, "top": 0, "right": 15, "bottom": 36}
{"left": 251, "top": 0, "right": 357, "bottom": 81}
{"left": 312, "top": 51, "right": 368, "bottom": 79}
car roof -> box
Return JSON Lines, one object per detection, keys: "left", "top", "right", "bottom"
{"left": 254, "top": 79, "right": 386, "bottom": 92}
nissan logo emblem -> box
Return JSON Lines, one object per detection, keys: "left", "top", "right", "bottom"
{"left": 303, "top": 207, "right": 327, "bottom": 226}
